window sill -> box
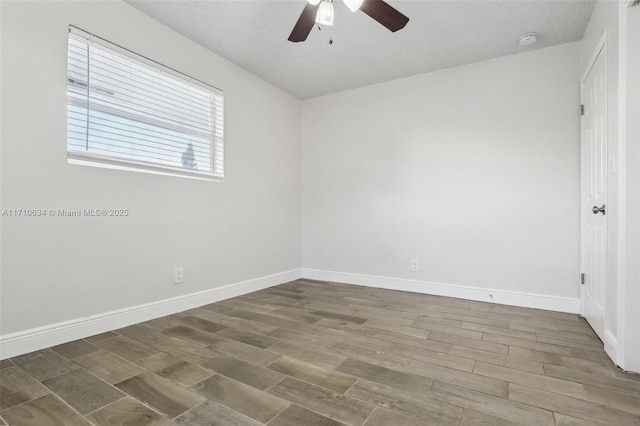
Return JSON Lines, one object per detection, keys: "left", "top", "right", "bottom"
{"left": 68, "top": 157, "right": 222, "bottom": 182}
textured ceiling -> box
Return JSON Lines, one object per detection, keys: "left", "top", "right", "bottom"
{"left": 126, "top": 0, "right": 596, "bottom": 99}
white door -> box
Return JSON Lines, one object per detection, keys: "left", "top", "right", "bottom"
{"left": 581, "top": 42, "right": 608, "bottom": 341}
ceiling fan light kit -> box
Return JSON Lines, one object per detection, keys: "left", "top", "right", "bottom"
{"left": 288, "top": 0, "right": 409, "bottom": 43}
{"left": 343, "top": 0, "right": 364, "bottom": 13}
{"left": 316, "top": 1, "right": 335, "bottom": 26}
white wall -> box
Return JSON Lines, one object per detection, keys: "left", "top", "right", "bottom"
{"left": 302, "top": 43, "right": 581, "bottom": 301}
{"left": 0, "top": 1, "right": 301, "bottom": 335}
{"left": 0, "top": 0, "right": 598, "bottom": 361}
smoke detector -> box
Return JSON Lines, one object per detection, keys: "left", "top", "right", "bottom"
{"left": 519, "top": 33, "right": 538, "bottom": 46}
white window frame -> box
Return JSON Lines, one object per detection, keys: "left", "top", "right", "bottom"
{"left": 67, "top": 26, "right": 224, "bottom": 181}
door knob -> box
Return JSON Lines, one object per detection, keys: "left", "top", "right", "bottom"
{"left": 592, "top": 205, "right": 606, "bottom": 215}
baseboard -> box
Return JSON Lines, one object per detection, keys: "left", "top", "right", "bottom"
{"left": 0, "top": 269, "right": 302, "bottom": 359}
{"left": 603, "top": 329, "right": 618, "bottom": 364}
{"left": 2, "top": 268, "right": 580, "bottom": 360}
{"left": 302, "top": 268, "right": 580, "bottom": 314}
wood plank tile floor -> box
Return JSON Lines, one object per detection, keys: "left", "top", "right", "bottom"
{"left": 2, "top": 279, "right": 640, "bottom": 425}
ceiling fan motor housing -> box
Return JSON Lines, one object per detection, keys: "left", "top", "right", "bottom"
{"left": 288, "top": 0, "right": 409, "bottom": 42}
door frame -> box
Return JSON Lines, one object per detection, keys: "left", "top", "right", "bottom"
{"left": 579, "top": 32, "right": 608, "bottom": 339}
{"left": 616, "top": 0, "right": 640, "bottom": 373}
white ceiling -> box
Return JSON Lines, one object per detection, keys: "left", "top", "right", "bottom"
{"left": 126, "top": 0, "right": 596, "bottom": 99}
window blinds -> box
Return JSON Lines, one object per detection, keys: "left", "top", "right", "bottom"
{"left": 67, "top": 27, "right": 224, "bottom": 179}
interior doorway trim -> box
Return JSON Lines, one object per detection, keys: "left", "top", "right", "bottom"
{"left": 616, "top": 0, "right": 640, "bottom": 373}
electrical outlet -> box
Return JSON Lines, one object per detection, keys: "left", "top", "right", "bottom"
{"left": 174, "top": 267, "right": 184, "bottom": 284}
{"left": 411, "top": 259, "right": 419, "bottom": 272}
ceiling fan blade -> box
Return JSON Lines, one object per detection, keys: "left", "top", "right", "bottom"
{"left": 288, "top": 3, "right": 320, "bottom": 42}
{"left": 360, "top": 0, "right": 409, "bottom": 32}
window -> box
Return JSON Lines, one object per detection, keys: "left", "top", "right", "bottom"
{"left": 67, "top": 27, "right": 224, "bottom": 180}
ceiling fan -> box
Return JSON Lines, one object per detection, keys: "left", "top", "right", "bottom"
{"left": 288, "top": 0, "right": 409, "bottom": 43}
